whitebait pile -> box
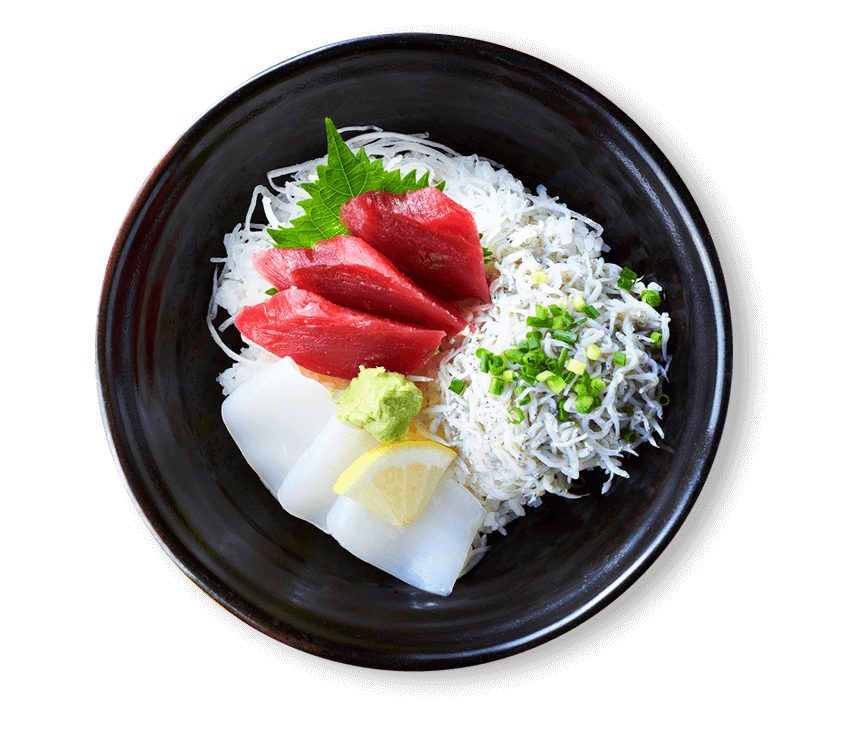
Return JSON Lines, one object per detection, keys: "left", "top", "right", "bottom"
{"left": 209, "top": 126, "right": 671, "bottom": 549}
{"left": 425, "top": 209, "right": 671, "bottom": 537}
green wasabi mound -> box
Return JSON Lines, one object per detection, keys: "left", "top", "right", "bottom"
{"left": 336, "top": 366, "right": 423, "bottom": 442}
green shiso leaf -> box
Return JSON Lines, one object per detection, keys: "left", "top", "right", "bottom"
{"left": 267, "top": 118, "right": 433, "bottom": 249}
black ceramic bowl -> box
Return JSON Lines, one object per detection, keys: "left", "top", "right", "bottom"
{"left": 97, "top": 34, "right": 731, "bottom": 670}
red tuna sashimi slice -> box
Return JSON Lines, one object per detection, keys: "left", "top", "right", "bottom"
{"left": 339, "top": 187, "right": 491, "bottom": 303}
{"left": 234, "top": 288, "right": 445, "bottom": 381}
{"left": 253, "top": 236, "right": 468, "bottom": 336}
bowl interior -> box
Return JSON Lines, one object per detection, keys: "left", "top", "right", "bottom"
{"left": 98, "top": 34, "right": 730, "bottom": 670}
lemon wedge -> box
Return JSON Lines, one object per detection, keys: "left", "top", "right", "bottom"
{"left": 333, "top": 440, "right": 457, "bottom": 527}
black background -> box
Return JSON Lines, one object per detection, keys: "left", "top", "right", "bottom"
{"left": 93, "top": 33, "right": 758, "bottom": 688}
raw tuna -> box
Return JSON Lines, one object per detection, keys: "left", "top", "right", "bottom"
{"left": 234, "top": 288, "right": 445, "bottom": 380}
{"left": 253, "top": 236, "right": 468, "bottom": 336}
{"left": 340, "top": 187, "right": 491, "bottom": 303}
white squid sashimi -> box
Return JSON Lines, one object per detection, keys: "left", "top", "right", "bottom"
{"left": 279, "top": 419, "right": 380, "bottom": 533}
{"left": 221, "top": 357, "right": 336, "bottom": 494}
{"left": 326, "top": 477, "right": 486, "bottom": 596}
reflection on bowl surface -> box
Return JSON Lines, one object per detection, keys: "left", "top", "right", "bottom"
{"left": 97, "top": 33, "right": 731, "bottom": 670}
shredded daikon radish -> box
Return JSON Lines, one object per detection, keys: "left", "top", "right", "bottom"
{"left": 209, "top": 125, "right": 670, "bottom": 541}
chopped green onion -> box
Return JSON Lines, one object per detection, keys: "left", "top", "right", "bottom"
{"left": 546, "top": 374, "right": 565, "bottom": 394}
{"left": 652, "top": 332, "right": 663, "bottom": 347}
{"left": 561, "top": 370, "right": 578, "bottom": 384}
{"left": 549, "top": 304, "right": 564, "bottom": 317}
{"left": 575, "top": 395, "right": 595, "bottom": 413}
{"left": 657, "top": 394, "right": 670, "bottom": 405}
{"left": 476, "top": 348, "right": 491, "bottom": 359}
{"left": 535, "top": 304, "right": 549, "bottom": 320}
{"left": 531, "top": 270, "right": 547, "bottom": 286}
{"left": 641, "top": 289, "right": 661, "bottom": 307}
{"left": 526, "top": 316, "right": 551, "bottom": 328}
{"left": 552, "top": 330, "right": 578, "bottom": 344}
{"left": 572, "top": 381, "right": 589, "bottom": 396}
{"left": 507, "top": 407, "right": 525, "bottom": 424}
{"left": 517, "top": 340, "right": 530, "bottom": 352}
{"left": 503, "top": 348, "right": 524, "bottom": 364}
{"left": 448, "top": 378, "right": 466, "bottom": 395}
{"left": 524, "top": 351, "right": 546, "bottom": 367}
{"left": 480, "top": 352, "right": 491, "bottom": 373}
{"left": 622, "top": 430, "right": 637, "bottom": 442}
{"left": 586, "top": 343, "right": 601, "bottom": 360}
{"left": 570, "top": 317, "right": 588, "bottom": 329}
{"left": 514, "top": 385, "right": 532, "bottom": 406}
{"left": 552, "top": 310, "right": 574, "bottom": 328}
{"left": 526, "top": 331, "right": 543, "bottom": 350}
{"left": 500, "top": 369, "right": 516, "bottom": 382}
{"left": 566, "top": 359, "right": 586, "bottom": 376}
{"left": 536, "top": 370, "right": 553, "bottom": 383}
{"left": 573, "top": 294, "right": 586, "bottom": 312}
{"left": 489, "top": 357, "right": 507, "bottom": 375}
{"left": 617, "top": 267, "right": 638, "bottom": 291}
{"left": 591, "top": 377, "right": 606, "bottom": 392}
{"left": 520, "top": 373, "right": 536, "bottom": 385}
{"left": 555, "top": 348, "right": 569, "bottom": 375}
{"left": 583, "top": 304, "right": 600, "bottom": 320}
{"left": 488, "top": 377, "right": 505, "bottom": 396}
{"left": 613, "top": 352, "right": 627, "bottom": 366}
{"left": 265, "top": 287, "right": 279, "bottom": 296}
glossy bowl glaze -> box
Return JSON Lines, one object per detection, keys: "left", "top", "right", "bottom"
{"left": 97, "top": 33, "right": 731, "bottom": 670}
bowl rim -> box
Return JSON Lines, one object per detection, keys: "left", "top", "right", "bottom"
{"left": 96, "top": 32, "right": 732, "bottom": 670}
